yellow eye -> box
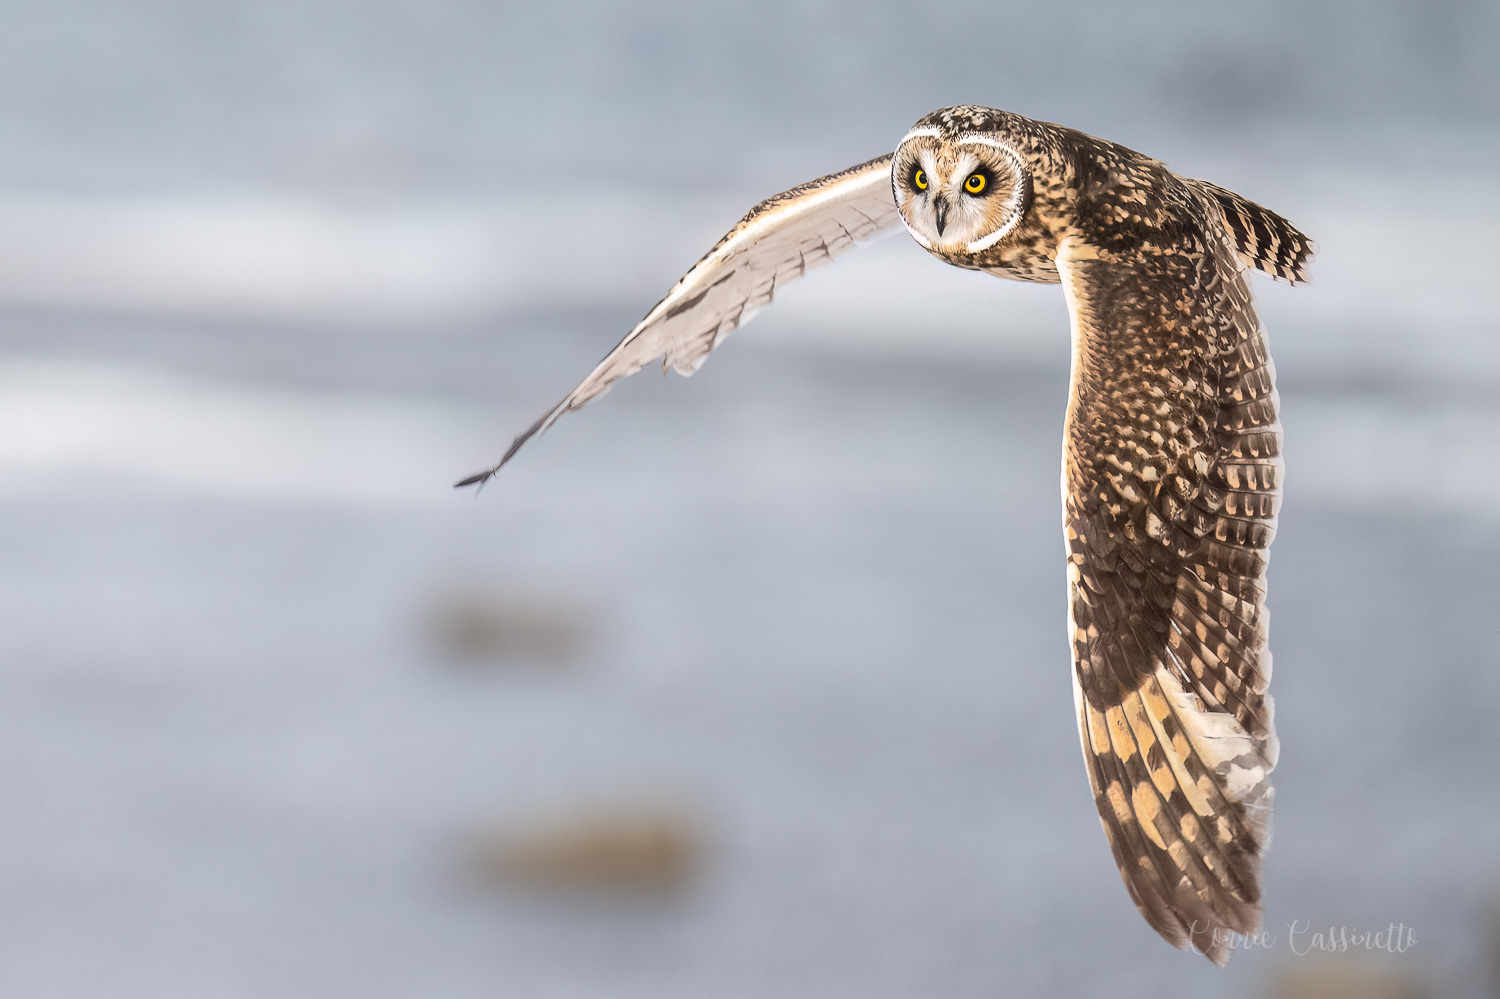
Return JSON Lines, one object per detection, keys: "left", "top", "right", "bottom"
{"left": 964, "top": 173, "right": 987, "bottom": 194}
{"left": 913, "top": 168, "right": 928, "bottom": 190}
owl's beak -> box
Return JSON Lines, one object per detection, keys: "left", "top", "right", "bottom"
{"left": 934, "top": 197, "right": 949, "bottom": 236}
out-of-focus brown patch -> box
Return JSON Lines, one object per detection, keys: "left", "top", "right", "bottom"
{"left": 469, "top": 804, "right": 702, "bottom": 893}
{"left": 1271, "top": 961, "right": 1427, "bottom": 999}
{"left": 426, "top": 584, "right": 592, "bottom": 666}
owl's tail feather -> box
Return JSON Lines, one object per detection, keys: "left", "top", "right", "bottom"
{"left": 1187, "top": 178, "right": 1314, "bottom": 285}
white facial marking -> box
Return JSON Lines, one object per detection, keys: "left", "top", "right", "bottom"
{"left": 897, "top": 126, "right": 942, "bottom": 146}
{"left": 891, "top": 141, "right": 938, "bottom": 249}
{"left": 953, "top": 137, "right": 1028, "bottom": 253}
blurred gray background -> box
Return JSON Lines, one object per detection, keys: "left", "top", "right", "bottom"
{"left": 2, "top": 1, "right": 1498, "bottom": 996}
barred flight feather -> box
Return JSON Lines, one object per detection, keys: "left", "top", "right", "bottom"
{"left": 1187, "top": 178, "right": 1314, "bottom": 285}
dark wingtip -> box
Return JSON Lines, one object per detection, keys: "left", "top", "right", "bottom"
{"left": 453, "top": 469, "right": 495, "bottom": 490}
{"left": 451, "top": 406, "right": 559, "bottom": 493}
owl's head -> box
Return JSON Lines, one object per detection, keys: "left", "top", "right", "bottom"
{"left": 891, "top": 122, "right": 1031, "bottom": 257}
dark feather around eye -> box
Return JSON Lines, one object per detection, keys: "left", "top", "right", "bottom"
{"left": 963, "top": 168, "right": 994, "bottom": 195}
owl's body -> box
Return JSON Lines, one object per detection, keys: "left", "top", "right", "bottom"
{"left": 460, "top": 107, "right": 1313, "bottom": 967}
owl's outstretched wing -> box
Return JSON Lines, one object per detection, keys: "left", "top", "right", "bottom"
{"left": 1057, "top": 207, "right": 1286, "bottom": 964}
{"left": 457, "top": 153, "right": 901, "bottom": 487}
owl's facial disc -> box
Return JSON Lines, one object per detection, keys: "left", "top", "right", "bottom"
{"left": 892, "top": 132, "right": 1028, "bottom": 254}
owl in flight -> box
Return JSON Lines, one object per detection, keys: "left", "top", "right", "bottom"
{"left": 459, "top": 106, "right": 1313, "bottom": 965}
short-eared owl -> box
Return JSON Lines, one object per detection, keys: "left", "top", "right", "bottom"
{"left": 459, "top": 106, "right": 1313, "bottom": 965}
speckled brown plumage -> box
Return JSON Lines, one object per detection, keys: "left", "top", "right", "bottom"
{"left": 459, "top": 106, "right": 1312, "bottom": 967}
{"left": 1057, "top": 189, "right": 1284, "bottom": 965}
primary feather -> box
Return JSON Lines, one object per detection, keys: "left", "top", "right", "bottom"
{"left": 455, "top": 154, "right": 901, "bottom": 487}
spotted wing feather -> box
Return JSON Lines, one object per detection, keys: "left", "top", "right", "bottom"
{"left": 1057, "top": 185, "right": 1285, "bottom": 965}
{"left": 457, "top": 154, "right": 901, "bottom": 487}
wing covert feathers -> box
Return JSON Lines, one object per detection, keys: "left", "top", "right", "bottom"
{"left": 456, "top": 154, "right": 900, "bottom": 488}
{"left": 1058, "top": 194, "right": 1283, "bottom": 964}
